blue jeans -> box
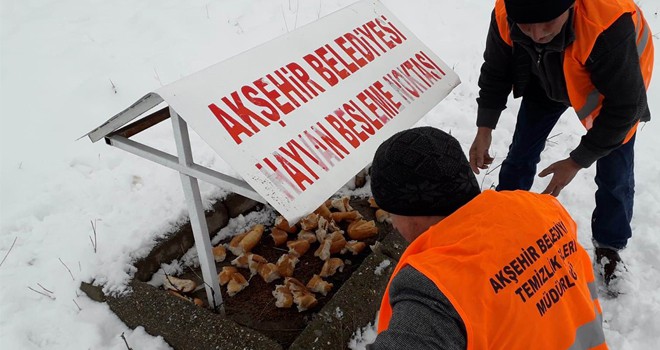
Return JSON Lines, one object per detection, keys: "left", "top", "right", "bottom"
{"left": 496, "top": 98, "right": 635, "bottom": 249}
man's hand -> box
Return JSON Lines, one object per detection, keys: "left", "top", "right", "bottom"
{"left": 469, "top": 127, "right": 495, "bottom": 174}
{"left": 538, "top": 157, "right": 583, "bottom": 196}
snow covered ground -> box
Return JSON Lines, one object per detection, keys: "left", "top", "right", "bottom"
{"left": 1, "top": 0, "right": 659, "bottom": 348}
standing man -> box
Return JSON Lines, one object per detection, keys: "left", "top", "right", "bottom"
{"left": 369, "top": 126, "right": 606, "bottom": 349}
{"left": 469, "top": 0, "right": 653, "bottom": 293}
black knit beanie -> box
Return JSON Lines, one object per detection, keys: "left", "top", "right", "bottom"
{"left": 505, "top": 0, "right": 574, "bottom": 24}
{"left": 370, "top": 127, "right": 480, "bottom": 217}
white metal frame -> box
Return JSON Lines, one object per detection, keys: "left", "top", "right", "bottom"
{"left": 100, "top": 108, "right": 268, "bottom": 315}
{"left": 171, "top": 108, "right": 223, "bottom": 314}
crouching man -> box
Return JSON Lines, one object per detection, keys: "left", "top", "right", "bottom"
{"left": 368, "top": 126, "right": 607, "bottom": 349}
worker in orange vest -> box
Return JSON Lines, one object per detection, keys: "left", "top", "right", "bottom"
{"left": 468, "top": 0, "right": 653, "bottom": 295}
{"left": 369, "top": 126, "right": 606, "bottom": 349}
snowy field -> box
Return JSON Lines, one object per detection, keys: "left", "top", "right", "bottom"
{"left": 1, "top": 0, "right": 659, "bottom": 348}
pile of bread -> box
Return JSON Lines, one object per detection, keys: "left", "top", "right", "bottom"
{"left": 162, "top": 196, "right": 390, "bottom": 312}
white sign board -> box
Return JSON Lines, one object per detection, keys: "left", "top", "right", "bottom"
{"left": 156, "top": 0, "right": 460, "bottom": 223}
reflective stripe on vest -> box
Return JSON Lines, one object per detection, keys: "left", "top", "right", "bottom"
{"left": 634, "top": 10, "right": 650, "bottom": 58}
{"left": 566, "top": 282, "right": 606, "bottom": 350}
{"left": 568, "top": 304, "right": 606, "bottom": 350}
{"left": 576, "top": 90, "right": 600, "bottom": 121}
{"left": 588, "top": 281, "right": 599, "bottom": 300}
{"left": 377, "top": 190, "right": 608, "bottom": 349}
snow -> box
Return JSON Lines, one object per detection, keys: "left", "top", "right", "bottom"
{"left": 1, "top": 0, "right": 659, "bottom": 349}
{"left": 374, "top": 259, "right": 391, "bottom": 276}
{"left": 348, "top": 318, "right": 378, "bottom": 350}
{"left": 335, "top": 307, "right": 344, "bottom": 320}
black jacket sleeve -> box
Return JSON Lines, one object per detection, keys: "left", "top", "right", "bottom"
{"left": 570, "top": 13, "right": 649, "bottom": 168}
{"left": 367, "top": 266, "right": 467, "bottom": 350}
{"left": 476, "top": 10, "right": 515, "bottom": 129}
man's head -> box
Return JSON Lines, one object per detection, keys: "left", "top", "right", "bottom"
{"left": 505, "top": 0, "right": 573, "bottom": 44}
{"left": 370, "top": 127, "right": 480, "bottom": 241}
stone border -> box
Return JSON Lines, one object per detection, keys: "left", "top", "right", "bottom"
{"left": 81, "top": 280, "right": 283, "bottom": 350}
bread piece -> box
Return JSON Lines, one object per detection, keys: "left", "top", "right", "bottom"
{"left": 218, "top": 266, "right": 238, "bottom": 286}
{"left": 328, "top": 219, "right": 342, "bottom": 232}
{"left": 287, "top": 239, "right": 311, "bottom": 257}
{"left": 212, "top": 245, "right": 227, "bottom": 262}
{"left": 276, "top": 254, "right": 299, "bottom": 277}
{"left": 341, "top": 240, "right": 367, "bottom": 255}
{"left": 375, "top": 209, "right": 391, "bottom": 223}
{"left": 320, "top": 258, "right": 345, "bottom": 277}
{"left": 227, "top": 272, "right": 249, "bottom": 297}
{"left": 275, "top": 216, "right": 298, "bottom": 234}
{"left": 300, "top": 213, "right": 319, "bottom": 231}
{"left": 315, "top": 216, "right": 329, "bottom": 242}
{"left": 306, "top": 274, "right": 333, "bottom": 296}
{"left": 294, "top": 293, "right": 318, "bottom": 312}
{"left": 329, "top": 231, "right": 347, "bottom": 254}
{"left": 314, "top": 238, "right": 332, "bottom": 261}
{"left": 270, "top": 227, "right": 289, "bottom": 246}
{"left": 272, "top": 284, "right": 293, "bottom": 308}
{"left": 314, "top": 203, "right": 332, "bottom": 219}
{"left": 238, "top": 224, "right": 264, "bottom": 253}
{"left": 163, "top": 275, "right": 197, "bottom": 293}
{"left": 258, "top": 263, "right": 281, "bottom": 283}
{"left": 330, "top": 196, "right": 353, "bottom": 212}
{"left": 284, "top": 277, "right": 308, "bottom": 295}
{"left": 284, "top": 277, "right": 318, "bottom": 311}
{"left": 248, "top": 254, "right": 268, "bottom": 276}
{"left": 330, "top": 210, "right": 362, "bottom": 223}
{"left": 228, "top": 231, "right": 249, "bottom": 256}
{"left": 298, "top": 230, "right": 317, "bottom": 244}
{"left": 231, "top": 253, "right": 251, "bottom": 268}
{"left": 347, "top": 219, "right": 379, "bottom": 240}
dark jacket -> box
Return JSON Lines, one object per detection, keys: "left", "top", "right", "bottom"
{"left": 476, "top": 10, "right": 650, "bottom": 167}
{"left": 367, "top": 266, "right": 467, "bottom": 350}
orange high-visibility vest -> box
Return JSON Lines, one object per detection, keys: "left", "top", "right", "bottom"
{"left": 378, "top": 190, "right": 606, "bottom": 350}
{"left": 494, "top": 0, "right": 654, "bottom": 144}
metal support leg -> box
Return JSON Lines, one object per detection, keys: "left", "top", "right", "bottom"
{"left": 170, "top": 108, "right": 224, "bottom": 315}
